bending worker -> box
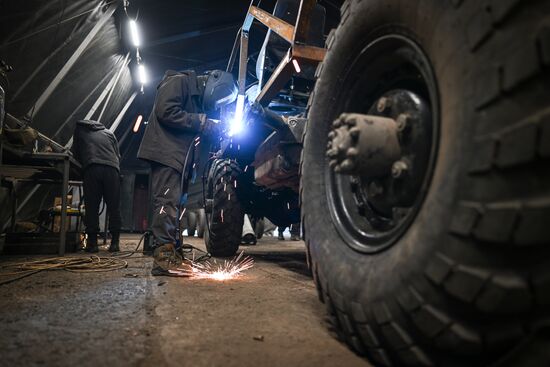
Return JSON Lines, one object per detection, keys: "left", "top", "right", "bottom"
{"left": 71, "top": 119, "right": 121, "bottom": 253}
{"left": 137, "top": 69, "right": 237, "bottom": 276}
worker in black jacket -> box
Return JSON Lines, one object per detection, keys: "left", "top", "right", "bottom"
{"left": 138, "top": 69, "right": 236, "bottom": 276}
{"left": 71, "top": 119, "right": 121, "bottom": 253}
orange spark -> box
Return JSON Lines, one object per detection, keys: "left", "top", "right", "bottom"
{"left": 171, "top": 251, "right": 254, "bottom": 280}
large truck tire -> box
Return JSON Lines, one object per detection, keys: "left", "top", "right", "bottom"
{"left": 301, "top": 1, "right": 550, "bottom": 366}
{"left": 205, "top": 159, "right": 244, "bottom": 257}
{"left": 197, "top": 209, "right": 206, "bottom": 238}
{"left": 186, "top": 211, "right": 197, "bottom": 237}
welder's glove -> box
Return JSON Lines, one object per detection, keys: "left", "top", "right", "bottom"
{"left": 200, "top": 118, "right": 224, "bottom": 138}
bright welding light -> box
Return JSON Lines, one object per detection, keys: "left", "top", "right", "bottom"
{"left": 132, "top": 115, "right": 143, "bottom": 133}
{"left": 137, "top": 64, "right": 148, "bottom": 85}
{"left": 129, "top": 20, "right": 141, "bottom": 47}
{"left": 292, "top": 59, "right": 301, "bottom": 73}
{"left": 169, "top": 251, "right": 254, "bottom": 280}
{"left": 228, "top": 94, "right": 246, "bottom": 136}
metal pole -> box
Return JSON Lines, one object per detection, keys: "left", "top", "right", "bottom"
{"left": 238, "top": 31, "right": 249, "bottom": 96}
{"left": 109, "top": 92, "right": 137, "bottom": 133}
{"left": 10, "top": 183, "right": 17, "bottom": 231}
{"left": 0, "top": 85, "right": 5, "bottom": 166}
{"left": 97, "top": 53, "right": 130, "bottom": 123}
{"left": 59, "top": 157, "right": 70, "bottom": 255}
{"left": 27, "top": 3, "right": 117, "bottom": 118}
{"left": 226, "top": 28, "right": 242, "bottom": 72}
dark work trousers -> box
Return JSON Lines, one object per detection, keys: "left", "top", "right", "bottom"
{"left": 150, "top": 162, "right": 190, "bottom": 246}
{"left": 83, "top": 164, "right": 121, "bottom": 235}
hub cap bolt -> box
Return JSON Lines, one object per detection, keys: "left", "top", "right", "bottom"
{"left": 326, "top": 149, "right": 338, "bottom": 159}
{"left": 346, "top": 117, "right": 357, "bottom": 126}
{"left": 391, "top": 160, "right": 409, "bottom": 178}
{"left": 341, "top": 159, "right": 355, "bottom": 171}
{"left": 347, "top": 147, "right": 358, "bottom": 158}
{"left": 396, "top": 114, "right": 410, "bottom": 132}
{"left": 377, "top": 97, "right": 392, "bottom": 113}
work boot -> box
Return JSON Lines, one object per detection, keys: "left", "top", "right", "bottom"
{"left": 151, "top": 243, "right": 184, "bottom": 276}
{"left": 242, "top": 233, "right": 257, "bottom": 246}
{"left": 85, "top": 233, "right": 99, "bottom": 253}
{"left": 109, "top": 233, "right": 120, "bottom": 253}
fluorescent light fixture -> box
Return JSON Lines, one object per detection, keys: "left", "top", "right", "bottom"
{"left": 133, "top": 115, "right": 143, "bottom": 133}
{"left": 229, "top": 94, "right": 245, "bottom": 136}
{"left": 129, "top": 20, "right": 140, "bottom": 47}
{"left": 137, "top": 64, "right": 147, "bottom": 85}
{"left": 292, "top": 59, "right": 301, "bottom": 73}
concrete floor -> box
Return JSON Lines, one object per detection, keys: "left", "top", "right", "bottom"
{"left": 0, "top": 234, "right": 368, "bottom": 367}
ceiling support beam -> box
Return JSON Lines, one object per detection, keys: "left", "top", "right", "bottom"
{"left": 146, "top": 24, "right": 239, "bottom": 48}
{"left": 26, "top": 2, "right": 117, "bottom": 118}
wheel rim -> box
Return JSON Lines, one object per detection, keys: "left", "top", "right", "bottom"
{"left": 326, "top": 33, "right": 440, "bottom": 254}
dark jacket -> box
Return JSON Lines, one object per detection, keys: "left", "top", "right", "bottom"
{"left": 137, "top": 70, "right": 206, "bottom": 172}
{"left": 71, "top": 120, "right": 120, "bottom": 171}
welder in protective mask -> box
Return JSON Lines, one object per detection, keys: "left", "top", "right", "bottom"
{"left": 137, "top": 69, "right": 237, "bottom": 276}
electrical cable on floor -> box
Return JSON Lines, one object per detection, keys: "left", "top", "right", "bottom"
{"left": 0, "top": 233, "right": 213, "bottom": 286}
{"left": 109, "top": 232, "right": 147, "bottom": 258}
{"left": 0, "top": 255, "right": 128, "bottom": 286}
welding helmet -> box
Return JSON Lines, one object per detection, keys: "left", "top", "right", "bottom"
{"left": 201, "top": 70, "right": 238, "bottom": 113}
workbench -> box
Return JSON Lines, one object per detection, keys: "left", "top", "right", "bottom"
{"left": 0, "top": 142, "right": 82, "bottom": 255}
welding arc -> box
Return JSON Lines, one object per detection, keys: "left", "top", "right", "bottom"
{"left": 0, "top": 256, "right": 128, "bottom": 286}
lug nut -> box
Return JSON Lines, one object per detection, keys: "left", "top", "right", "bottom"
{"left": 340, "top": 159, "right": 355, "bottom": 171}
{"left": 326, "top": 149, "right": 338, "bottom": 158}
{"left": 396, "top": 114, "right": 409, "bottom": 131}
{"left": 377, "top": 97, "right": 392, "bottom": 113}
{"left": 392, "top": 160, "right": 409, "bottom": 178}
{"left": 346, "top": 117, "right": 357, "bottom": 126}
{"left": 346, "top": 147, "right": 358, "bottom": 158}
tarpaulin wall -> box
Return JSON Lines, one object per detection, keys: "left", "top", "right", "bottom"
{"left": 0, "top": 0, "right": 135, "bottom": 229}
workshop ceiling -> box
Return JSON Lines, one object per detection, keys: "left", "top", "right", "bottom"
{"left": 131, "top": 0, "right": 266, "bottom": 83}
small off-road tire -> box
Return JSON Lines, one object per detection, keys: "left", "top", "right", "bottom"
{"left": 301, "top": 1, "right": 550, "bottom": 366}
{"left": 186, "top": 211, "right": 197, "bottom": 237}
{"left": 205, "top": 159, "right": 244, "bottom": 257}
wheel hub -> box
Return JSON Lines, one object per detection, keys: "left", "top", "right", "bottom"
{"left": 327, "top": 114, "right": 401, "bottom": 177}
{"left": 329, "top": 90, "right": 433, "bottom": 222}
